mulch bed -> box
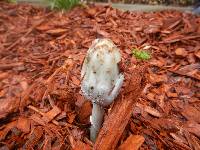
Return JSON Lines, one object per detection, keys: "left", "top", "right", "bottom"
{"left": 0, "top": 2, "right": 200, "bottom": 150}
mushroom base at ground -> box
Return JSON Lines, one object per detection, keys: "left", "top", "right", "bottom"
{"left": 90, "top": 103, "right": 105, "bottom": 142}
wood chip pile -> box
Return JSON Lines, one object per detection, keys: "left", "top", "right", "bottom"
{"left": 0, "top": 2, "right": 200, "bottom": 150}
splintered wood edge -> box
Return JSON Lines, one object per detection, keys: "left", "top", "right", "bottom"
{"left": 94, "top": 65, "right": 147, "bottom": 150}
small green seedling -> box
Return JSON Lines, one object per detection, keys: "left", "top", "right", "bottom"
{"left": 132, "top": 48, "right": 151, "bottom": 60}
{"left": 45, "top": 0, "right": 80, "bottom": 11}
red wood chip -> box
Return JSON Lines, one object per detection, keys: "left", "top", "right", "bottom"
{"left": 16, "top": 117, "right": 31, "bottom": 133}
{"left": 42, "top": 106, "right": 61, "bottom": 123}
{"left": 118, "top": 135, "right": 145, "bottom": 150}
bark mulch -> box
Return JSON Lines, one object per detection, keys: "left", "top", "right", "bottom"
{"left": 0, "top": 2, "right": 200, "bottom": 150}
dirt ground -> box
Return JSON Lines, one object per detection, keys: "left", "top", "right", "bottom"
{"left": 0, "top": 2, "right": 200, "bottom": 150}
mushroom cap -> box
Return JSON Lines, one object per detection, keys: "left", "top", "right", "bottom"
{"left": 81, "top": 38, "right": 121, "bottom": 78}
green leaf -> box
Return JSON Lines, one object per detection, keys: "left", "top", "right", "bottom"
{"left": 132, "top": 48, "right": 151, "bottom": 60}
{"left": 45, "top": 0, "right": 79, "bottom": 11}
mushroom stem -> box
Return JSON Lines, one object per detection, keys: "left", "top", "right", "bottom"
{"left": 90, "top": 103, "right": 105, "bottom": 142}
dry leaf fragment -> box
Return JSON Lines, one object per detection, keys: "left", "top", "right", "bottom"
{"left": 118, "top": 135, "right": 145, "bottom": 150}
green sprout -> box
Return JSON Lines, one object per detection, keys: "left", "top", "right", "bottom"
{"left": 132, "top": 48, "right": 151, "bottom": 60}
{"left": 46, "top": 0, "right": 80, "bottom": 11}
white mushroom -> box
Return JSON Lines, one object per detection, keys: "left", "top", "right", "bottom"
{"left": 81, "top": 38, "right": 124, "bottom": 142}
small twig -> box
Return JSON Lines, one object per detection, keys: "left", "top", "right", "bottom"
{"left": 27, "top": 105, "right": 45, "bottom": 116}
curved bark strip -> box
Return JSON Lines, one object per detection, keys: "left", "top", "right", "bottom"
{"left": 94, "top": 66, "right": 146, "bottom": 150}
